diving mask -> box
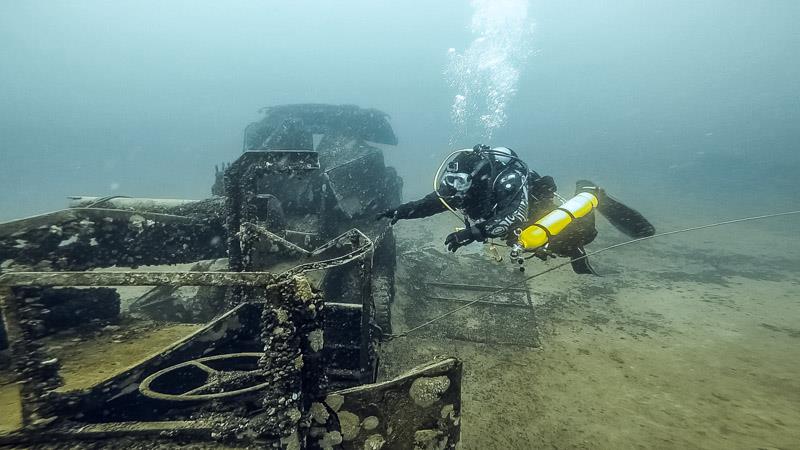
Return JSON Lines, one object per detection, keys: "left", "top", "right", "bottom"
{"left": 442, "top": 171, "right": 472, "bottom": 192}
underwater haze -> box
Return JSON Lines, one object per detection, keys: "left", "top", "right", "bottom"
{"left": 1, "top": 1, "right": 798, "bottom": 219}
{"left": 0, "top": 0, "right": 470, "bottom": 219}
{"left": 1, "top": 1, "right": 799, "bottom": 449}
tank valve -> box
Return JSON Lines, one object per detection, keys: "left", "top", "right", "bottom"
{"left": 509, "top": 243, "right": 526, "bottom": 272}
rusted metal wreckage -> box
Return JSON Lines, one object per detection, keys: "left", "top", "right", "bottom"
{"left": 0, "top": 104, "right": 462, "bottom": 449}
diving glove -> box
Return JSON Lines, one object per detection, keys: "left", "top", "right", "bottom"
{"left": 376, "top": 209, "right": 400, "bottom": 225}
{"left": 444, "top": 227, "right": 482, "bottom": 252}
{"left": 376, "top": 202, "right": 421, "bottom": 225}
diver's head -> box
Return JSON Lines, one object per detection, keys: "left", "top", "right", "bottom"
{"left": 490, "top": 146, "right": 515, "bottom": 164}
{"left": 440, "top": 144, "right": 520, "bottom": 194}
{"left": 442, "top": 171, "right": 472, "bottom": 193}
{"left": 442, "top": 149, "right": 487, "bottom": 194}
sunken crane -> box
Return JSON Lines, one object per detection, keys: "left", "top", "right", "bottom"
{"left": 0, "top": 104, "right": 462, "bottom": 449}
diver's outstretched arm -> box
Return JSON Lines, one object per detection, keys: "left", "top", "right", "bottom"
{"left": 376, "top": 192, "right": 447, "bottom": 224}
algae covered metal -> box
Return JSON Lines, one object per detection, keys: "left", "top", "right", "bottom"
{"left": 0, "top": 104, "right": 461, "bottom": 449}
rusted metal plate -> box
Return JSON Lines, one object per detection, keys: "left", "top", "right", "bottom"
{"left": 325, "top": 150, "right": 387, "bottom": 219}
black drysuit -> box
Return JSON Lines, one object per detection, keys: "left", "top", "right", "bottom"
{"left": 390, "top": 158, "right": 599, "bottom": 268}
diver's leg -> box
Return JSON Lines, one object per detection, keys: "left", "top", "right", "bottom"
{"left": 576, "top": 180, "right": 655, "bottom": 238}
{"left": 569, "top": 246, "right": 598, "bottom": 275}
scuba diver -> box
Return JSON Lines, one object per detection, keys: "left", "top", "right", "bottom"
{"left": 377, "top": 145, "right": 655, "bottom": 274}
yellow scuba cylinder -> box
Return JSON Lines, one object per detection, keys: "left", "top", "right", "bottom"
{"left": 517, "top": 192, "right": 599, "bottom": 250}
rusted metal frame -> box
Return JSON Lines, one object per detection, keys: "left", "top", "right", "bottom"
{"left": 0, "top": 287, "right": 27, "bottom": 424}
{"left": 285, "top": 229, "right": 316, "bottom": 239}
{"left": 0, "top": 281, "right": 293, "bottom": 439}
{"left": 239, "top": 222, "right": 313, "bottom": 257}
{"left": 0, "top": 420, "right": 215, "bottom": 446}
{"left": 309, "top": 229, "right": 370, "bottom": 257}
{"left": 0, "top": 268, "right": 283, "bottom": 423}
{"left": 0, "top": 268, "right": 285, "bottom": 425}
{"left": 226, "top": 150, "right": 325, "bottom": 255}
{"left": 229, "top": 157, "right": 322, "bottom": 308}
{"left": 424, "top": 281, "right": 534, "bottom": 310}
{"left": 43, "top": 302, "right": 266, "bottom": 429}
{"left": 357, "top": 255, "right": 378, "bottom": 384}
{"left": 0, "top": 287, "right": 19, "bottom": 344}
{"left": 79, "top": 303, "right": 253, "bottom": 398}
{"left": 281, "top": 230, "right": 373, "bottom": 279}
{"left": 0, "top": 286, "right": 63, "bottom": 428}
{"left": 262, "top": 151, "right": 326, "bottom": 237}
{"left": 237, "top": 163, "right": 262, "bottom": 273}
{"left": 322, "top": 152, "right": 372, "bottom": 175}
{"left": 0, "top": 294, "right": 263, "bottom": 422}
{"left": 223, "top": 150, "right": 328, "bottom": 442}
{"left": 300, "top": 231, "right": 374, "bottom": 384}
{"left": 343, "top": 229, "right": 377, "bottom": 384}
{"left": 225, "top": 151, "right": 311, "bottom": 271}
{"left": 227, "top": 152, "right": 321, "bottom": 303}
{"left": 369, "top": 225, "right": 396, "bottom": 337}
{"left": 223, "top": 158, "right": 261, "bottom": 307}
{"left": 221, "top": 150, "right": 373, "bottom": 410}
{"left": 258, "top": 276, "right": 325, "bottom": 445}
{"left": 223, "top": 161, "right": 244, "bottom": 272}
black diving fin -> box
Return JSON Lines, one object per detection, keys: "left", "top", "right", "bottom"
{"left": 569, "top": 246, "right": 597, "bottom": 275}
{"left": 576, "top": 180, "right": 655, "bottom": 238}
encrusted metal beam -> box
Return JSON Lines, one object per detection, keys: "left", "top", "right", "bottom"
{"left": 0, "top": 271, "right": 280, "bottom": 288}
{"left": 239, "top": 222, "right": 313, "bottom": 257}
{"left": 0, "top": 208, "right": 226, "bottom": 271}
{"left": 258, "top": 275, "right": 326, "bottom": 447}
{"left": 0, "top": 286, "right": 63, "bottom": 428}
